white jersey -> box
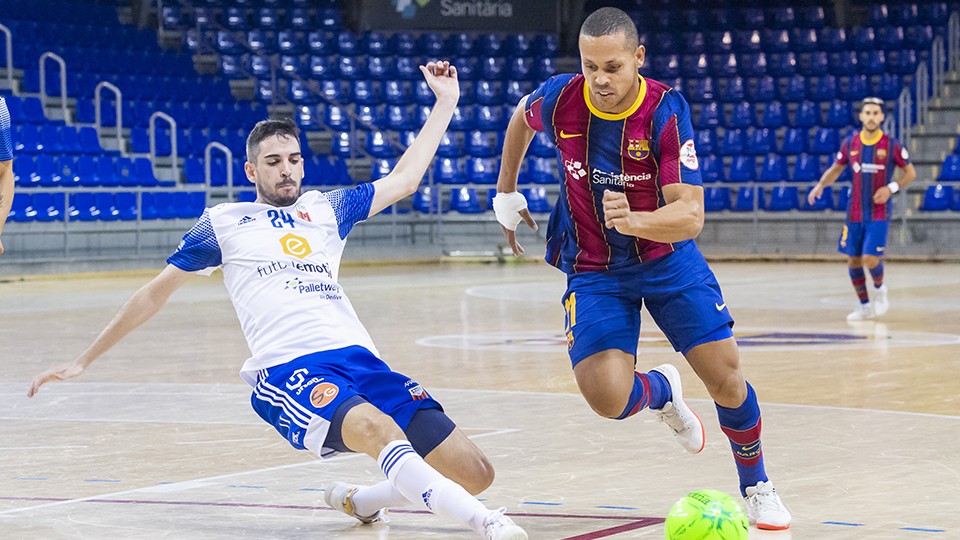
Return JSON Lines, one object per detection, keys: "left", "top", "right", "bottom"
{"left": 167, "top": 186, "right": 379, "bottom": 386}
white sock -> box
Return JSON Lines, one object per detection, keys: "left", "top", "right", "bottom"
{"left": 352, "top": 480, "right": 413, "bottom": 517}
{"left": 378, "top": 440, "right": 491, "bottom": 534}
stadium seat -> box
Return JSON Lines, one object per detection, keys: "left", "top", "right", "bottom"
{"left": 700, "top": 155, "right": 724, "bottom": 183}
{"left": 522, "top": 157, "right": 556, "bottom": 184}
{"left": 682, "top": 54, "right": 710, "bottom": 78}
{"left": 695, "top": 129, "right": 716, "bottom": 156}
{"left": 735, "top": 30, "right": 763, "bottom": 53}
{"left": 767, "top": 52, "right": 797, "bottom": 77}
{"left": 747, "top": 75, "right": 777, "bottom": 103}
{"left": 653, "top": 54, "right": 681, "bottom": 79}
{"left": 877, "top": 26, "right": 905, "bottom": 50}
{"left": 728, "top": 156, "right": 757, "bottom": 182}
{"left": 792, "top": 101, "right": 821, "bottom": 128}
{"left": 727, "top": 102, "right": 756, "bottom": 129}
{"left": 704, "top": 186, "right": 731, "bottom": 212}
{"left": 413, "top": 186, "right": 443, "bottom": 213}
{"left": 858, "top": 50, "right": 887, "bottom": 76}
{"left": 475, "top": 105, "right": 506, "bottom": 131}
{"left": 524, "top": 187, "right": 552, "bottom": 213}
{"left": 839, "top": 75, "right": 869, "bottom": 101}
{"left": 800, "top": 185, "right": 833, "bottom": 211}
{"left": 824, "top": 101, "right": 853, "bottom": 128}
{"left": 887, "top": 50, "right": 918, "bottom": 75}
{"left": 764, "top": 29, "right": 790, "bottom": 52}
{"left": 767, "top": 186, "right": 799, "bottom": 211}
{"left": 792, "top": 28, "right": 818, "bottom": 52}
{"left": 905, "top": 25, "right": 934, "bottom": 50}
{"left": 792, "top": 153, "right": 821, "bottom": 183}
{"left": 465, "top": 157, "right": 498, "bottom": 184}
{"left": 938, "top": 155, "right": 960, "bottom": 181}
{"left": 760, "top": 101, "right": 786, "bottom": 129}
{"left": 733, "top": 185, "right": 765, "bottom": 211}
{"left": 738, "top": 53, "right": 767, "bottom": 77}
{"left": 780, "top": 128, "right": 807, "bottom": 155}
{"left": 389, "top": 32, "right": 416, "bottom": 56}
{"left": 919, "top": 184, "right": 953, "bottom": 212}
{"left": 69, "top": 192, "right": 99, "bottom": 222}
{"left": 779, "top": 74, "right": 806, "bottom": 102}
{"left": 799, "top": 6, "right": 827, "bottom": 28}
{"left": 759, "top": 155, "right": 787, "bottom": 182}
{"left": 8, "top": 192, "right": 33, "bottom": 222}
{"left": 365, "top": 131, "right": 396, "bottom": 158}
{"left": 31, "top": 192, "right": 65, "bottom": 222}
{"left": 450, "top": 187, "right": 482, "bottom": 214}
{"left": 835, "top": 185, "right": 851, "bottom": 211}
{"left": 799, "top": 51, "right": 829, "bottom": 76}
{"left": 810, "top": 128, "right": 840, "bottom": 155}
{"left": 718, "top": 129, "right": 745, "bottom": 156}
{"left": 806, "top": 75, "right": 837, "bottom": 102}
{"left": 434, "top": 157, "right": 464, "bottom": 184}
{"left": 685, "top": 77, "right": 716, "bottom": 103}
{"left": 747, "top": 128, "right": 775, "bottom": 156}
{"left": 465, "top": 130, "right": 500, "bottom": 158}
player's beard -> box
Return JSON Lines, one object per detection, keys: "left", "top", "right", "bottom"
{"left": 258, "top": 179, "right": 300, "bottom": 207}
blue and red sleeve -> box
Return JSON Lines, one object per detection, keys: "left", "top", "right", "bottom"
{"left": 523, "top": 73, "right": 576, "bottom": 133}
{"left": 652, "top": 90, "right": 702, "bottom": 187}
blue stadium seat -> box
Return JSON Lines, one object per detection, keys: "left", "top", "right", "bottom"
{"left": 382, "top": 80, "right": 411, "bottom": 105}
{"left": 719, "top": 77, "right": 746, "bottom": 103}
{"left": 417, "top": 32, "right": 444, "bottom": 56}
{"left": 529, "top": 131, "right": 556, "bottom": 158}
{"left": 759, "top": 155, "right": 787, "bottom": 182}
{"left": 792, "top": 101, "right": 821, "bottom": 128}
{"left": 55, "top": 156, "right": 81, "bottom": 187}
{"left": 329, "top": 132, "right": 353, "bottom": 158}
{"left": 792, "top": 153, "right": 821, "bottom": 182}
{"left": 308, "top": 55, "right": 336, "bottom": 79}
{"left": 69, "top": 192, "right": 99, "bottom": 222}
{"left": 113, "top": 192, "right": 138, "bottom": 221}
{"left": 133, "top": 158, "right": 160, "bottom": 187}
{"left": 95, "top": 192, "right": 119, "bottom": 221}
{"left": 475, "top": 105, "right": 506, "bottom": 131}
{"left": 366, "top": 56, "right": 394, "bottom": 79}
{"left": 764, "top": 29, "right": 791, "bottom": 52}
{"left": 835, "top": 185, "right": 851, "bottom": 211}
{"left": 369, "top": 158, "right": 395, "bottom": 181}
{"left": 682, "top": 54, "right": 710, "bottom": 78}
{"left": 746, "top": 128, "right": 775, "bottom": 155}
{"left": 31, "top": 192, "right": 65, "bottom": 222}
{"left": 385, "top": 105, "right": 416, "bottom": 131}
{"left": 810, "top": 128, "right": 840, "bottom": 155}
{"left": 887, "top": 50, "right": 918, "bottom": 75}
{"left": 324, "top": 105, "right": 350, "bottom": 132}
{"left": 728, "top": 156, "right": 757, "bottom": 182}
{"left": 466, "top": 157, "right": 498, "bottom": 184}
{"left": 770, "top": 7, "right": 796, "bottom": 30}
{"left": 389, "top": 32, "right": 416, "bottom": 56}
{"left": 727, "top": 102, "right": 755, "bottom": 129}
{"left": 684, "top": 77, "right": 716, "bottom": 103}
{"left": 337, "top": 56, "right": 361, "bottom": 80}
{"left": 653, "top": 54, "right": 681, "bottom": 79}
{"left": 791, "top": 28, "right": 818, "bottom": 52}
{"left": 413, "top": 186, "right": 443, "bottom": 213}
{"left": 700, "top": 155, "right": 724, "bottom": 183}
{"left": 714, "top": 53, "right": 738, "bottom": 77}
{"left": 733, "top": 185, "right": 765, "bottom": 211}
{"left": 741, "top": 8, "right": 765, "bottom": 29}
{"left": 877, "top": 26, "right": 905, "bottom": 50}
{"left": 825, "top": 101, "right": 853, "bottom": 128}
{"left": 738, "top": 53, "right": 767, "bottom": 78}
{"left": 8, "top": 192, "right": 33, "bottom": 222}
{"left": 806, "top": 75, "right": 837, "bottom": 102}
{"left": 768, "top": 186, "right": 799, "bottom": 211}
{"left": 523, "top": 187, "right": 552, "bottom": 213}
{"left": 767, "top": 52, "right": 797, "bottom": 77}
{"left": 365, "top": 131, "right": 396, "bottom": 158}
{"left": 695, "top": 129, "right": 716, "bottom": 155}
{"left": 450, "top": 187, "right": 482, "bottom": 214}
{"left": 852, "top": 27, "right": 876, "bottom": 51}
{"left": 475, "top": 81, "right": 504, "bottom": 106}
{"left": 307, "top": 31, "right": 333, "bottom": 55}
{"left": 466, "top": 130, "right": 500, "bottom": 158}
{"left": 522, "top": 157, "right": 556, "bottom": 185}
{"left": 858, "top": 50, "right": 887, "bottom": 76}
{"left": 760, "top": 101, "right": 786, "bottom": 129}
{"left": 780, "top": 128, "right": 807, "bottom": 155}
{"left": 748, "top": 75, "right": 777, "bottom": 103}
{"left": 532, "top": 34, "right": 559, "bottom": 57}
{"left": 735, "top": 30, "right": 763, "bottom": 53}
{"left": 872, "top": 73, "right": 905, "bottom": 101}
{"left": 446, "top": 33, "right": 474, "bottom": 56}
{"left": 919, "top": 184, "right": 953, "bottom": 212}
{"left": 800, "top": 51, "right": 829, "bottom": 76}
{"left": 718, "top": 129, "right": 745, "bottom": 156}
{"left": 505, "top": 58, "right": 532, "bottom": 81}
{"left": 801, "top": 185, "right": 833, "bottom": 211}
{"left": 434, "top": 156, "right": 464, "bottom": 184}
{"left": 839, "top": 75, "right": 869, "bottom": 101}
{"left": 905, "top": 25, "right": 934, "bottom": 50}
{"left": 938, "top": 155, "right": 960, "bottom": 181}
{"left": 779, "top": 74, "right": 806, "bottom": 102}
{"left": 799, "top": 6, "right": 827, "bottom": 28}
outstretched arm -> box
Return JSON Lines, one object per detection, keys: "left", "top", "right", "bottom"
{"left": 368, "top": 61, "right": 460, "bottom": 216}
{"left": 494, "top": 95, "right": 539, "bottom": 256}
{"left": 601, "top": 184, "right": 705, "bottom": 243}
{"left": 808, "top": 163, "right": 845, "bottom": 205}
{"left": 28, "top": 264, "right": 194, "bottom": 396}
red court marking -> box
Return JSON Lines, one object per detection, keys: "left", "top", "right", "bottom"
{"left": 1, "top": 497, "right": 664, "bottom": 537}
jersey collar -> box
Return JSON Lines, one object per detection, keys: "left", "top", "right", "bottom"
{"left": 859, "top": 130, "right": 883, "bottom": 146}
{"left": 583, "top": 74, "right": 646, "bottom": 121}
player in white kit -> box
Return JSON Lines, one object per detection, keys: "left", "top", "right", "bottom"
{"left": 28, "top": 61, "right": 526, "bottom": 540}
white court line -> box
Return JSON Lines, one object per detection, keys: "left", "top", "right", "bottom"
{"left": 175, "top": 438, "right": 268, "bottom": 445}
{"left": 0, "top": 446, "right": 87, "bottom": 450}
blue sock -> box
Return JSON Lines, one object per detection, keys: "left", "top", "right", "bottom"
{"left": 716, "top": 382, "right": 768, "bottom": 496}
{"left": 616, "top": 371, "right": 670, "bottom": 419}
{"left": 869, "top": 261, "right": 884, "bottom": 288}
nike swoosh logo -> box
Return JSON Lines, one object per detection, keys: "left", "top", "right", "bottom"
{"left": 715, "top": 303, "right": 726, "bottom": 311}
{"left": 877, "top": 247, "right": 885, "bottom": 252}
{"left": 851, "top": 152, "right": 859, "bottom": 156}
{"left": 559, "top": 130, "right": 582, "bottom": 139}
{"left": 740, "top": 441, "right": 761, "bottom": 452}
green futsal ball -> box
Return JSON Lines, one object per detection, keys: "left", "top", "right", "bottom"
{"left": 664, "top": 489, "right": 749, "bottom": 540}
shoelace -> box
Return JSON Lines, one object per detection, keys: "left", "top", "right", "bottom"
{"left": 657, "top": 403, "right": 690, "bottom": 434}
{"left": 484, "top": 507, "right": 509, "bottom": 531}
{"left": 749, "top": 488, "right": 786, "bottom": 513}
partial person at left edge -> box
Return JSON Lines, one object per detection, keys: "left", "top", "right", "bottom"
{"left": 0, "top": 96, "right": 15, "bottom": 256}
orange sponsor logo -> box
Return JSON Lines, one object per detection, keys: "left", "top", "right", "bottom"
{"left": 310, "top": 382, "right": 339, "bottom": 408}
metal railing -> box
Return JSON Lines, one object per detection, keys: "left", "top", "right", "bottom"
{"left": 0, "top": 24, "right": 12, "bottom": 92}
{"left": 204, "top": 141, "right": 235, "bottom": 201}
{"left": 149, "top": 111, "right": 179, "bottom": 182}
{"left": 94, "top": 81, "right": 124, "bottom": 154}
{"left": 950, "top": 11, "right": 959, "bottom": 74}
{"left": 39, "top": 52, "right": 69, "bottom": 125}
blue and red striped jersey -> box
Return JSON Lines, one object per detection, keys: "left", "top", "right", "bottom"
{"left": 835, "top": 130, "right": 910, "bottom": 222}
{"left": 0, "top": 97, "right": 12, "bottom": 161}
{"left": 524, "top": 73, "right": 701, "bottom": 274}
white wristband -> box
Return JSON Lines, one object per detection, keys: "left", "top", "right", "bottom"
{"left": 887, "top": 181, "right": 900, "bottom": 194}
{"left": 492, "top": 191, "right": 528, "bottom": 231}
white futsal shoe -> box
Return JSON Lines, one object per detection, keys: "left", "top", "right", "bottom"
{"left": 650, "top": 363, "right": 706, "bottom": 454}
{"left": 872, "top": 285, "right": 889, "bottom": 317}
{"left": 744, "top": 480, "right": 792, "bottom": 530}
{"left": 324, "top": 481, "right": 388, "bottom": 524}
{"left": 482, "top": 507, "right": 528, "bottom": 540}
{"left": 846, "top": 302, "right": 875, "bottom": 321}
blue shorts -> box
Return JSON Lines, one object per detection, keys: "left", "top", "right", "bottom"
{"left": 562, "top": 242, "right": 735, "bottom": 365}
{"left": 838, "top": 221, "right": 888, "bottom": 257}
{"left": 250, "top": 346, "right": 442, "bottom": 458}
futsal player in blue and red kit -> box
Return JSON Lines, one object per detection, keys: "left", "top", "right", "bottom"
{"left": 493, "top": 7, "right": 790, "bottom": 530}
{"left": 809, "top": 97, "right": 916, "bottom": 321}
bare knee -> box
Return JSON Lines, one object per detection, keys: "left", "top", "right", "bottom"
{"left": 341, "top": 404, "right": 405, "bottom": 458}
{"left": 574, "top": 352, "right": 635, "bottom": 419}
{"left": 459, "top": 453, "right": 495, "bottom": 495}
{"left": 862, "top": 255, "right": 881, "bottom": 268}
{"left": 704, "top": 370, "right": 746, "bottom": 407}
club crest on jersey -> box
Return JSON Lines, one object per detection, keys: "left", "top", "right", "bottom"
{"left": 626, "top": 139, "right": 650, "bottom": 160}
{"left": 296, "top": 204, "right": 312, "bottom": 222}
{"left": 877, "top": 148, "right": 887, "bottom": 160}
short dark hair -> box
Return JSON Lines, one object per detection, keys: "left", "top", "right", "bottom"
{"left": 862, "top": 97, "right": 884, "bottom": 110}
{"left": 246, "top": 117, "right": 300, "bottom": 163}
{"left": 580, "top": 7, "right": 639, "bottom": 50}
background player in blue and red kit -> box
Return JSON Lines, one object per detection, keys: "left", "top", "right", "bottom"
{"left": 809, "top": 97, "right": 916, "bottom": 321}
{"left": 0, "top": 96, "right": 15, "bottom": 255}
{"left": 493, "top": 7, "right": 790, "bottom": 530}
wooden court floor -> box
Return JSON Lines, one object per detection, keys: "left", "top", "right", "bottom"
{"left": 1, "top": 260, "right": 958, "bottom": 539}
